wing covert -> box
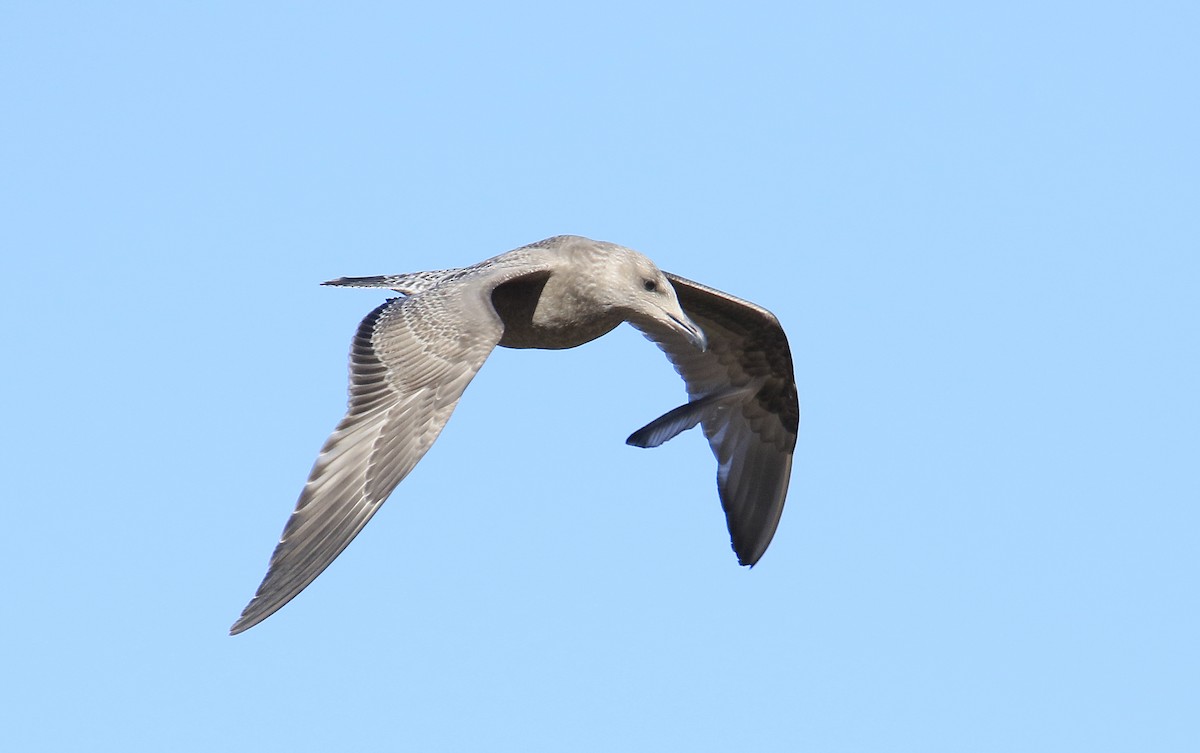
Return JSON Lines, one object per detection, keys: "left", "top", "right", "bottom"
{"left": 231, "top": 274, "right": 523, "bottom": 634}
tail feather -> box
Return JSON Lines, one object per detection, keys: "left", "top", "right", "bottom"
{"left": 322, "top": 268, "right": 467, "bottom": 295}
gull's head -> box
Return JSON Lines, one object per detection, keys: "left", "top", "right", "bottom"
{"left": 595, "top": 243, "right": 707, "bottom": 351}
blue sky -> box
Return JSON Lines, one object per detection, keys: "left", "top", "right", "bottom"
{"left": 2, "top": 2, "right": 1197, "bottom": 750}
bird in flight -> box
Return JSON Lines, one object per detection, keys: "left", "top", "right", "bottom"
{"left": 231, "top": 235, "right": 798, "bottom": 634}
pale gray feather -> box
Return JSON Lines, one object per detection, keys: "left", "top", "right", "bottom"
{"left": 232, "top": 236, "right": 797, "bottom": 634}
{"left": 323, "top": 268, "right": 469, "bottom": 295}
{"left": 230, "top": 263, "right": 549, "bottom": 634}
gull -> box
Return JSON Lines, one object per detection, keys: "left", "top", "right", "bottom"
{"left": 231, "top": 235, "right": 798, "bottom": 634}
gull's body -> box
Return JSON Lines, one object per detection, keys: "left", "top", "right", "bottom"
{"left": 231, "top": 235, "right": 798, "bottom": 634}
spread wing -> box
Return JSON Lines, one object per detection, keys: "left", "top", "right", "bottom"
{"left": 628, "top": 273, "right": 798, "bottom": 566}
{"left": 231, "top": 270, "right": 536, "bottom": 634}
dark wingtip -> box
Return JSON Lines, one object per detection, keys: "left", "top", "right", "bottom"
{"left": 626, "top": 427, "right": 654, "bottom": 448}
{"left": 229, "top": 610, "right": 256, "bottom": 635}
{"left": 735, "top": 548, "right": 761, "bottom": 568}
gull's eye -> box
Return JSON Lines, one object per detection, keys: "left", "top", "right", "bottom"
{"left": 643, "top": 279, "right": 657, "bottom": 292}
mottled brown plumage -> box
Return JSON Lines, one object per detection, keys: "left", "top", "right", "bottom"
{"left": 231, "top": 235, "right": 796, "bottom": 634}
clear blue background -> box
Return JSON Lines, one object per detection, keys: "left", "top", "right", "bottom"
{"left": 2, "top": 2, "right": 1196, "bottom": 750}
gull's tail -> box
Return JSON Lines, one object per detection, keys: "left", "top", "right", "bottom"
{"left": 323, "top": 268, "right": 468, "bottom": 296}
